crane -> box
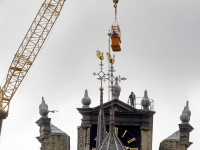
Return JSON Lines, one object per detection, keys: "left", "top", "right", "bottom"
{"left": 0, "top": 0, "right": 66, "bottom": 135}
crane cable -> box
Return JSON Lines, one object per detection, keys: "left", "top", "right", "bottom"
{"left": 115, "top": 4, "right": 117, "bottom": 20}
{"left": 113, "top": 4, "right": 118, "bottom": 25}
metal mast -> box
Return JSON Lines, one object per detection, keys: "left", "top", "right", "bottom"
{"left": 107, "top": 30, "right": 111, "bottom": 101}
{"left": 0, "top": 0, "right": 66, "bottom": 135}
{"left": 94, "top": 51, "right": 107, "bottom": 149}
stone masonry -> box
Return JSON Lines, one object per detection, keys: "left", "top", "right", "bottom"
{"left": 77, "top": 124, "right": 91, "bottom": 150}
{"left": 140, "top": 116, "right": 153, "bottom": 150}
{"left": 36, "top": 118, "right": 70, "bottom": 150}
{"left": 40, "top": 133, "right": 70, "bottom": 150}
{"left": 36, "top": 98, "right": 70, "bottom": 150}
{"left": 159, "top": 140, "right": 187, "bottom": 150}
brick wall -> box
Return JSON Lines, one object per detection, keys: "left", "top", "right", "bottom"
{"left": 41, "top": 133, "right": 70, "bottom": 150}
{"left": 140, "top": 116, "right": 153, "bottom": 150}
{"left": 159, "top": 140, "right": 187, "bottom": 150}
{"left": 77, "top": 125, "right": 91, "bottom": 150}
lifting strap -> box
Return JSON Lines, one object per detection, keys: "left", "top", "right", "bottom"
{"left": 113, "top": 4, "right": 118, "bottom": 25}
{"left": 115, "top": 5, "right": 117, "bottom": 20}
{"left": 115, "top": 5, "right": 117, "bottom": 19}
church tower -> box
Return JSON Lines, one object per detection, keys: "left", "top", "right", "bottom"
{"left": 77, "top": 48, "right": 155, "bottom": 150}
{"left": 77, "top": 89, "right": 155, "bottom": 150}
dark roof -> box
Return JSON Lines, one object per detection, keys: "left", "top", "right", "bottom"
{"left": 50, "top": 124, "right": 69, "bottom": 136}
{"left": 97, "top": 133, "right": 126, "bottom": 150}
{"left": 165, "top": 130, "right": 180, "bottom": 140}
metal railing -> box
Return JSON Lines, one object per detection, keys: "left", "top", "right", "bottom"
{"left": 127, "top": 97, "right": 154, "bottom": 111}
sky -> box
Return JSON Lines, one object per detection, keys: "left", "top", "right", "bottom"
{"left": 0, "top": 0, "right": 200, "bottom": 149}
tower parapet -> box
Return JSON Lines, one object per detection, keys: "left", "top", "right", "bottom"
{"left": 159, "top": 101, "right": 194, "bottom": 150}
{"left": 36, "top": 97, "right": 70, "bottom": 150}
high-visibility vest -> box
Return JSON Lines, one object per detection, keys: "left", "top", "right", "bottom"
{"left": 132, "top": 94, "right": 135, "bottom": 98}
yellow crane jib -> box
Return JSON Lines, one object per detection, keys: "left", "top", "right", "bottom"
{"left": 0, "top": 0, "right": 66, "bottom": 114}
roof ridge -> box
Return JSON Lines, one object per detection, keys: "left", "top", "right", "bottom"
{"left": 94, "top": 99, "right": 137, "bottom": 112}
{"left": 50, "top": 124, "right": 68, "bottom": 135}
{"left": 165, "top": 130, "right": 180, "bottom": 140}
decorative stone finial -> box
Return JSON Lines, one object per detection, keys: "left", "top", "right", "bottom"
{"left": 184, "top": 101, "right": 191, "bottom": 117}
{"left": 112, "top": 77, "right": 121, "bottom": 100}
{"left": 141, "top": 90, "right": 150, "bottom": 110}
{"left": 39, "top": 97, "right": 49, "bottom": 118}
{"left": 180, "top": 101, "right": 191, "bottom": 124}
{"left": 81, "top": 90, "right": 91, "bottom": 108}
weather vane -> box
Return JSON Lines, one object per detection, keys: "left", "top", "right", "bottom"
{"left": 93, "top": 50, "right": 126, "bottom": 100}
{"left": 93, "top": 50, "right": 109, "bottom": 88}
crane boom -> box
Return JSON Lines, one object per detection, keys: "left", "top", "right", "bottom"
{"left": 0, "top": 0, "right": 66, "bottom": 114}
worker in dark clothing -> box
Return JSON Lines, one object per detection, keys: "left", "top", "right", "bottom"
{"left": 129, "top": 92, "right": 135, "bottom": 107}
{"left": 112, "top": 31, "right": 118, "bottom": 36}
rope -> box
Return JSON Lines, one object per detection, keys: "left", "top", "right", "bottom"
{"left": 112, "top": 4, "right": 118, "bottom": 26}
{"left": 112, "top": 19, "right": 118, "bottom": 26}
{"left": 115, "top": 5, "right": 117, "bottom": 20}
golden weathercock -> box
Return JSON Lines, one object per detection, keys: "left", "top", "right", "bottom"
{"left": 96, "top": 50, "right": 104, "bottom": 60}
{"left": 106, "top": 52, "right": 115, "bottom": 64}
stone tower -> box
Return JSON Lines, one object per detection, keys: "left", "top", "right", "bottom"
{"left": 36, "top": 97, "right": 70, "bottom": 150}
{"left": 77, "top": 90, "right": 93, "bottom": 150}
{"left": 159, "top": 101, "right": 194, "bottom": 150}
{"left": 77, "top": 90, "right": 155, "bottom": 150}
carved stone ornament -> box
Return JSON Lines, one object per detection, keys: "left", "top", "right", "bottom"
{"left": 112, "top": 77, "right": 121, "bottom": 100}
{"left": 141, "top": 90, "right": 150, "bottom": 110}
{"left": 82, "top": 89, "right": 91, "bottom": 108}
{"left": 180, "top": 101, "right": 191, "bottom": 124}
{"left": 39, "top": 97, "right": 49, "bottom": 117}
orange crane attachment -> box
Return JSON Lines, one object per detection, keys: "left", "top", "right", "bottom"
{"left": 111, "top": 0, "right": 121, "bottom": 52}
{"left": 0, "top": 0, "right": 66, "bottom": 116}
{"left": 111, "top": 25, "right": 121, "bottom": 52}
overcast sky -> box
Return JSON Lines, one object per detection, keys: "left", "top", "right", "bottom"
{"left": 0, "top": 0, "right": 200, "bottom": 149}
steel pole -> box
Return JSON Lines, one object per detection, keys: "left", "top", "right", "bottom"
{"left": 0, "top": 119, "right": 3, "bottom": 136}
{"left": 108, "top": 33, "right": 111, "bottom": 101}
{"left": 0, "top": 112, "right": 8, "bottom": 138}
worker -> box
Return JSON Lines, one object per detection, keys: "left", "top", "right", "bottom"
{"left": 112, "top": 31, "right": 118, "bottom": 36}
{"left": 129, "top": 92, "right": 135, "bottom": 107}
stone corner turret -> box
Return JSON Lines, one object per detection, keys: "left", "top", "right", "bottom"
{"left": 36, "top": 97, "right": 70, "bottom": 150}
{"left": 159, "top": 101, "right": 194, "bottom": 150}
